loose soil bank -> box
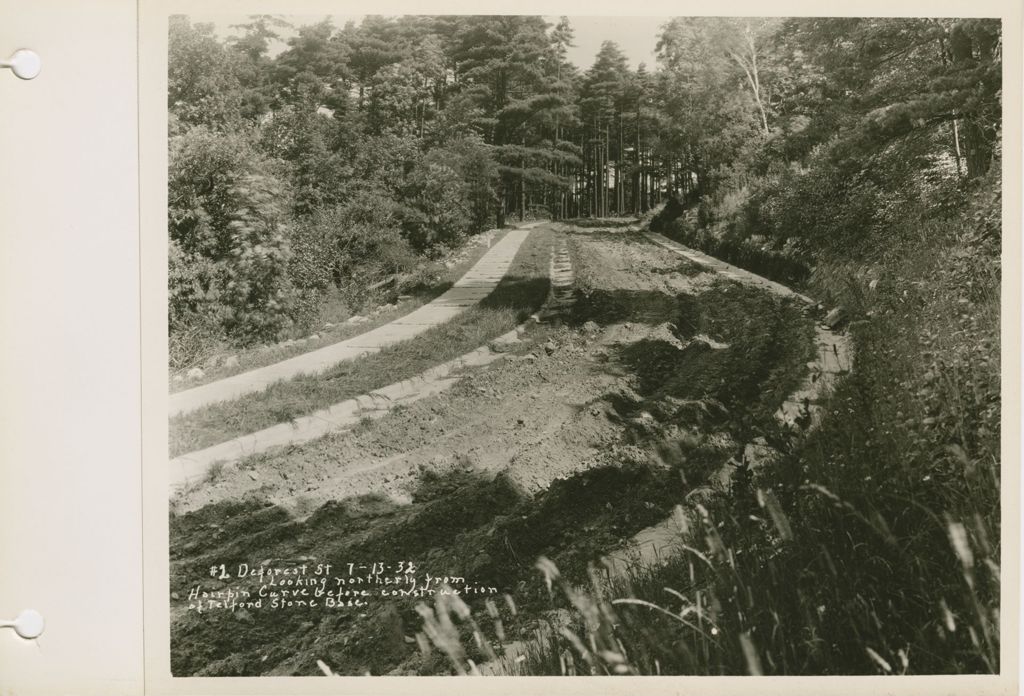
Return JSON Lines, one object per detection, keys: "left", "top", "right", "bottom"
{"left": 169, "top": 227, "right": 814, "bottom": 676}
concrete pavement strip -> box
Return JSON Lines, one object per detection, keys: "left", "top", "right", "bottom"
{"left": 169, "top": 224, "right": 542, "bottom": 417}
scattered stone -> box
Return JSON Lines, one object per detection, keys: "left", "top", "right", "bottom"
{"left": 247, "top": 471, "right": 259, "bottom": 481}
{"left": 582, "top": 320, "right": 600, "bottom": 334}
{"left": 347, "top": 315, "right": 369, "bottom": 325}
{"left": 186, "top": 367, "right": 204, "bottom": 380}
{"left": 308, "top": 334, "right": 320, "bottom": 341}
{"left": 171, "top": 592, "right": 180, "bottom": 600}
{"left": 172, "top": 374, "right": 185, "bottom": 384}
{"left": 516, "top": 417, "right": 526, "bottom": 426}
{"left": 488, "top": 337, "right": 518, "bottom": 353}
{"left": 685, "top": 486, "right": 717, "bottom": 506}
{"left": 868, "top": 279, "right": 880, "bottom": 291}
{"left": 398, "top": 295, "right": 412, "bottom": 301}
{"left": 294, "top": 337, "right": 308, "bottom": 345}
{"left": 693, "top": 333, "right": 729, "bottom": 350}
{"left": 822, "top": 306, "right": 847, "bottom": 329}
{"left": 379, "top": 303, "right": 397, "bottom": 312}
{"left": 323, "top": 323, "right": 335, "bottom": 329}
{"left": 543, "top": 340, "right": 557, "bottom": 355}
{"left": 223, "top": 355, "right": 240, "bottom": 368}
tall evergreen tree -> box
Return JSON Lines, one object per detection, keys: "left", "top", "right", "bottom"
{"left": 451, "top": 16, "right": 578, "bottom": 225}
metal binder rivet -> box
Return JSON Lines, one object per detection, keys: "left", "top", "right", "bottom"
{"left": 0, "top": 609, "right": 45, "bottom": 639}
{"left": 0, "top": 49, "right": 41, "bottom": 80}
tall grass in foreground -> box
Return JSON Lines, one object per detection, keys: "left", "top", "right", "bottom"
{"left": 415, "top": 470, "right": 996, "bottom": 676}
{"left": 413, "top": 186, "right": 1000, "bottom": 676}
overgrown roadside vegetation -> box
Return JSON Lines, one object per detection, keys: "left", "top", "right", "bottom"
{"left": 488, "top": 18, "right": 1003, "bottom": 677}
{"left": 406, "top": 197, "right": 1001, "bottom": 676}
{"left": 586, "top": 18, "right": 1003, "bottom": 676}
{"left": 170, "top": 230, "right": 506, "bottom": 390}
{"left": 169, "top": 228, "right": 553, "bottom": 456}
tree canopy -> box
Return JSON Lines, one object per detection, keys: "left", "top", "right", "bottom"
{"left": 168, "top": 14, "right": 1001, "bottom": 346}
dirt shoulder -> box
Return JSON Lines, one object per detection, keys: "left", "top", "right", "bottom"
{"left": 172, "top": 228, "right": 716, "bottom": 515}
{"left": 168, "top": 226, "right": 815, "bottom": 677}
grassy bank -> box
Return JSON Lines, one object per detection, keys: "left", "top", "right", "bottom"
{"left": 659, "top": 212, "right": 812, "bottom": 289}
{"left": 494, "top": 185, "right": 1002, "bottom": 675}
{"left": 169, "top": 228, "right": 553, "bottom": 456}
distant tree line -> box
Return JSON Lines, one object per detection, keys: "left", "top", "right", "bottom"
{"left": 168, "top": 15, "right": 1001, "bottom": 346}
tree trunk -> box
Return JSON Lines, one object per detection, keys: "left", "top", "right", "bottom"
{"left": 634, "top": 103, "right": 642, "bottom": 215}
{"left": 599, "top": 129, "right": 606, "bottom": 217}
{"left": 640, "top": 148, "right": 647, "bottom": 213}
{"left": 496, "top": 181, "right": 505, "bottom": 228}
{"left": 615, "top": 115, "right": 621, "bottom": 214}
{"left": 949, "top": 21, "right": 996, "bottom": 178}
{"left": 729, "top": 24, "right": 769, "bottom": 135}
{"left": 604, "top": 124, "right": 610, "bottom": 217}
{"left": 952, "top": 118, "right": 964, "bottom": 179}
{"left": 962, "top": 119, "right": 992, "bottom": 179}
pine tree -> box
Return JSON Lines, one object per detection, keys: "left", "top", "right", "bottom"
{"left": 452, "top": 16, "right": 578, "bottom": 226}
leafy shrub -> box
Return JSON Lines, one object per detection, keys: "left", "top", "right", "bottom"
{"left": 298, "top": 193, "right": 419, "bottom": 308}
{"left": 215, "top": 174, "right": 297, "bottom": 344}
{"left": 662, "top": 218, "right": 812, "bottom": 288}
{"left": 398, "top": 161, "right": 472, "bottom": 252}
{"left": 347, "top": 133, "right": 421, "bottom": 199}
{"left": 168, "top": 126, "right": 297, "bottom": 345}
{"left": 421, "top": 137, "right": 499, "bottom": 234}
{"left": 256, "top": 105, "right": 357, "bottom": 216}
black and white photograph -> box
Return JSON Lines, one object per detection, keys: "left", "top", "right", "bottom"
{"left": 164, "top": 12, "right": 1004, "bottom": 679}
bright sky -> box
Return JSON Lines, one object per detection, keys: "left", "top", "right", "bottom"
{"left": 201, "top": 14, "right": 670, "bottom": 71}
{"left": 559, "top": 16, "right": 668, "bottom": 70}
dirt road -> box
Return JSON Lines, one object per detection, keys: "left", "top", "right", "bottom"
{"left": 169, "top": 225, "right": 540, "bottom": 417}
{"left": 168, "top": 222, "right": 815, "bottom": 677}
{"left": 172, "top": 225, "right": 716, "bottom": 516}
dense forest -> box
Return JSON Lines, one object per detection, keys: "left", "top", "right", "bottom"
{"left": 169, "top": 15, "right": 999, "bottom": 352}
{"left": 169, "top": 15, "right": 1002, "bottom": 675}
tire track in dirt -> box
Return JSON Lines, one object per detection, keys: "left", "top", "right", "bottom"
{"left": 168, "top": 225, "right": 818, "bottom": 677}
{"left": 170, "top": 228, "right": 715, "bottom": 516}
{"left": 602, "top": 230, "right": 853, "bottom": 579}
{"left": 169, "top": 227, "right": 575, "bottom": 492}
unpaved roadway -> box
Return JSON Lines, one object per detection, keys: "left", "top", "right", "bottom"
{"left": 172, "top": 224, "right": 717, "bottom": 515}
{"left": 168, "top": 221, "right": 816, "bottom": 678}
